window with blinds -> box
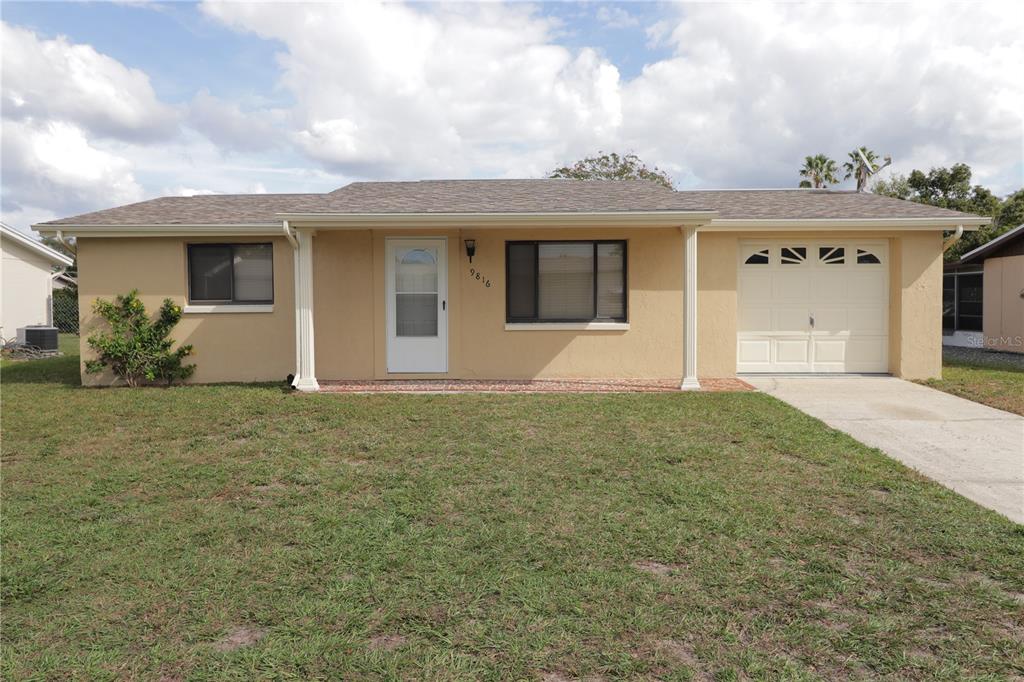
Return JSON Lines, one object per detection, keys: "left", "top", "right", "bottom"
{"left": 506, "top": 241, "right": 626, "bottom": 322}
{"left": 187, "top": 243, "right": 274, "bottom": 304}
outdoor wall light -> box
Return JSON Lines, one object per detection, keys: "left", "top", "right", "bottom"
{"left": 465, "top": 239, "right": 476, "bottom": 263}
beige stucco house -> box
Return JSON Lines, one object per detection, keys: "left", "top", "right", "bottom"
{"left": 943, "top": 223, "right": 1024, "bottom": 353}
{"left": 1, "top": 221, "right": 74, "bottom": 342}
{"left": 32, "top": 180, "right": 990, "bottom": 389}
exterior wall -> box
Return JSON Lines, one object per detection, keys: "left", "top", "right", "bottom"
{"left": 1, "top": 237, "right": 56, "bottom": 339}
{"left": 692, "top": 230, "right": 944, "bottom": 380}
{"left": 313, "top": 227, "right": 684, "bottom": 380}
{"left": 76, "top": 237, "right": 295, "bottom": 385}
{"left": 983, "top": 255, "right": 1024, "bottom": 353}
{"left": 73, "top": 226, "right": 948, "bottom": 384}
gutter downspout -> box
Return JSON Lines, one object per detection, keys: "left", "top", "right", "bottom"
{"left": 284, "top": 220, "right": 300, "bottom": 388}
{"left": 55, "top": 230, "right": 76, "bottom": 254}
{"left": 942, "top": 224, "right": 964, "bottom": 253}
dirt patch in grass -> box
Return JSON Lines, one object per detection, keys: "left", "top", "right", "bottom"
{"left": 214, "top": 626, "right": 268, "bottom": 652}
{"left": 655, "top": 639, "right": 709, "bottom": 678}
{"left": 632, "top": 560, "right": 686, "bottom": 577}
{"left": 367, "top": 633, "right": 407, "bottom": 651}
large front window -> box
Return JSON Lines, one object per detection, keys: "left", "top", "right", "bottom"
{"left": 506, "top": 241, "right": 626, "bottom": 323}
{"left": 187, "top": 243, "right": 274, "bottom": 304}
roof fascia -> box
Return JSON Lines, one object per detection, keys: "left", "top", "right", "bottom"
{"left": 3, "top": 224, "right": 74, "bottom": 265}
{"left": 703, "top": 217, "right": 990, "bottom": 232}
{"left": 278, "top": 211, "right": 718, "bottom": 229}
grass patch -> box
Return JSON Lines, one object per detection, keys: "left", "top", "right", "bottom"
{"left": 924, "top": 358, "right": 1024, "bottom": 416}
{"left": 2, "top": 346, "right": 1023, "bottom": 680}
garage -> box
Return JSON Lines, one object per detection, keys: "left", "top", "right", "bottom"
{"left": 737, "top": 240, "right": 889, "bottom": 373}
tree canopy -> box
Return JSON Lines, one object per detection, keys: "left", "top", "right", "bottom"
{"left": 873, "top": 163, "right": 1023, "bottom": 261}
{"left": 798, "top": 154, "right": 840, "bottom": 188}
{"left": 550, "top": 152, "right": 674, "bottom": 189}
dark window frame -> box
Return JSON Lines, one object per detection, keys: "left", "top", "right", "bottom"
{"left": 505, "top": 240, "right": 628, "bottom": 323}
{"left": 187, "top": 242, "right": 275, "bottom": 305}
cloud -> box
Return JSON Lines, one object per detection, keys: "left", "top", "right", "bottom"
{"left": 1, "top": 22, "right": 178, "bottom": 142}
{"left": 202, "top": 1, "right": 1023, "bottom": 193}
{"left": 596, "top": 6, "right": 638, "bottom": 29}
{"left": 201, "top": 1, "right": 623, "bottom": 179}
{"left": 187, "top": 89, "right": 282, "bottom": 153}
{"left": 624, "top": 3, "right": 1024, "bottom": 192}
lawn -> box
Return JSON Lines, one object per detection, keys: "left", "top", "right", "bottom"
{"left": 2, "top": 344, "right": 1022, "bottom": 681}
{"left": 924, "top": 354, "right": 1024, "bottom": 416}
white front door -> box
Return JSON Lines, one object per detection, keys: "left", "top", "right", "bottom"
{"left": 737, "top": 240, "right": 889, "bottom": 373}
{"left": 386, "top": 238, "right": 448, "bottom": 373}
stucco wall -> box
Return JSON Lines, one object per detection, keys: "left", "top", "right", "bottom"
{"left": 75, "top": 227, "right": 947, "bottom": 384}
{"left": 983, "top": 255, "right": 1024, "bottom": 353}
{"left": 311, "top": 227, "right": 685, "bottom": 380}
{"left": 1, "top": 236, "right": 55, "bottom": 339}
{"left": 77, "top": 236, "right": 295, "bottom": 385}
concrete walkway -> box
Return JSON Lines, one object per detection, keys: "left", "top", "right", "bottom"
{"left": 748, "top": 376, "right": 1024, "bottom": 524}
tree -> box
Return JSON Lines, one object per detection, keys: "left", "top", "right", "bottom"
{"left": 550, "top": 152, "right": 674, "bottom": 189}
{"left": 798, "top": 154, "right": 840, "bottom": 188}
{"left": 86, "top": 291, "right": 195, "bottom": 387}
{"left": 872, "top": 163, "right": 1022, "bottom": 261}
{"left": 843, "top": 147, "right": 891, "bottom": 192}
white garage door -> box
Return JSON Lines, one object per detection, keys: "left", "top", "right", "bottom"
{"left": 737, "top": 240, "right": 889, "bottom": 373}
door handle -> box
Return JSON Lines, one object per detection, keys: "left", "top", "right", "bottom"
{"left": 809, "top": 313, "right": 815, "bottom": 328}
{"left": 442, "top": 300, "right": 446, "bottom": 311}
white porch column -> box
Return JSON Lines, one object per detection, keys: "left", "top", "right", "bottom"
{"left": 292, "top": 228, "right": 319, "bottom": 392}
{"left": 681, "top": 225, "right": 700, "bottom": 390}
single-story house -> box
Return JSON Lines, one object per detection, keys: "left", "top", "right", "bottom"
{"left": 943, "top": 223, "right": 1024, "bottom": 353}
{"left": 1, "top": 221, "right": 74, "bottom": 342}
{"left": 32, "top": 180, "right": 989, "bottom": 389}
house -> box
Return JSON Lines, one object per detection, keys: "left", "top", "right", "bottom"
{"left": 943, "top": 223, "right": 1024, "bottom": 353}
{"left": 31, "top": 180, "right": 989, "bottom": 389}
{"left": 1, "top": 222, "right": 74, "bottom": 343}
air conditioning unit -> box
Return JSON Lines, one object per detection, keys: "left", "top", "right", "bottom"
{"left": 16, "top": 326, "right": 59, "bottom": 351}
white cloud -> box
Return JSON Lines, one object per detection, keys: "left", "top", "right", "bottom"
{"left": 596, "top": 6, "right": 638, "bottom": 29}
{"left": 188, "top": 89, "right": 282, "bottom": 152}
{"left": 202, "top": 0, "right": 1023, "bottom": 193}
{"left": 0, "top": 22, "right": 178, "bottom": 142}
{"left": 201, "top": 1, "right": 623, "bottom": 179}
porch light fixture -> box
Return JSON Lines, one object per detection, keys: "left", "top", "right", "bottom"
{"left": 464, "top": 239, "right": 476, "bottom": 263}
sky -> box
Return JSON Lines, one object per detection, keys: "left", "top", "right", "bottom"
{"left": 2, "top": 1, "right": 1022, "bottom": 235}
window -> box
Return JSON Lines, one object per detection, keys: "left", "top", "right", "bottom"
{"left": 780, "top": 246, "right": 807, "bottom": 264}
{"left": 506, "top": 241, "right": 626, "bottom": 322}
{"left": 818, "top": 246, "right": 845, "bottom": 265}
{"left": 856, "top": 248, "right": 881, "bottom": 264}
{"left": 188, "top": 243, "right": 273, "bottom": 304}
{"left": 942, "top": 270, "right": 984, "bottom": 332}
{"left": 744, "top": 248, "right": 769, "bottom": 265}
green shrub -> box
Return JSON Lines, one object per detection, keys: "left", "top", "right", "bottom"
{"left": 85, "top": 290, "right": 195, "bottom": 387}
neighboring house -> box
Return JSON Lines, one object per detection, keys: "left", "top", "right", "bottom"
{"left": 1, "top": 222, "right": 74, "bottom": 342}
{"left": 943, "top": 223, "right": 1024, "bottom": 353}
{"left": 32, "top": 180, "right": 989, "bottom": 389}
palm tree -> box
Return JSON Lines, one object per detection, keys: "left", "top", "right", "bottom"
{"left": 844, "top": 147, "right": 892, "bottom": 192}
{"left": 798, "top": 154, "right": 840, "bottom": 188}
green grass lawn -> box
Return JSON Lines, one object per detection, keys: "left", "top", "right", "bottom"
{"left": 2, "top": 344, "right": 1022, "bottom": 680}
{"left": 924, "top": 356, "right": 1024, "bottom": 416}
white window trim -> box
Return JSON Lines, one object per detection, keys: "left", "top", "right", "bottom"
{"left": 183, "top": 304, "right": 274, "bottom": 314}
{"left": 504, "top": 322, "right": 629, "bottom": 331}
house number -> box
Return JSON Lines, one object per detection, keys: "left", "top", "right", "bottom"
{"left": 469, "top": 268, "right": 492, "bottom": 287}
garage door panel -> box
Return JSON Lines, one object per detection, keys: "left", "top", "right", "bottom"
{"left": 774, "top": 307, "right": 810, "bottom": 332}
{"left": 738, "top": 338, "right": 771, "bottom": 364}
{"left": 738, "top": 240, "right": 888, "bottom": 374}
{"left": 810, "top": 272, "right": 848, "bottom": 303}
{"left": 775, "top": 338, "right": 810, "bottom": 364}
{"left": 738, "top": 306, "right": 771, "bottom": 332}
{"left": 739, "top": 272, "right": 773, "bottom": 303}
{"left": 847, "top": 306, "right": 887, "bottom": 333}
{"left": 772, "top": 271, "right": 811, "bottom": 301}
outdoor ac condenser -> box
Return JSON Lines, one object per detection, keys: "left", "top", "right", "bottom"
{"left": 16, "top": 325, "right": 59, "bottom": 351}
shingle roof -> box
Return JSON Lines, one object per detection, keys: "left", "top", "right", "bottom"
{"left": 36, "top": 180, "right": 984, "bottom": 227}
{"left": 677, "top": 189, "right": 982, "bottom": 220}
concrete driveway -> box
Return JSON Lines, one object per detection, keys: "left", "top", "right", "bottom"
{"left": 748, "top": 376, "right": 1024, "bottom": 524}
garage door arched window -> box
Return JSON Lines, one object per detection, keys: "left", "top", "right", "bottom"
{"left": 856, "top": 248, "right": 882, "bottom": 265}
{"left": 743, "top": 248, "right": 769, "bottom": 265}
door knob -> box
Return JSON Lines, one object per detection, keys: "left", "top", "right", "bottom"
{"left": 809, "top": 313, "right": 815, "bottom": 328}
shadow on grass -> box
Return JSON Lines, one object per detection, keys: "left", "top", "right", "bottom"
{"left": 1, "top": 354, "right": 82, "bottom": 386}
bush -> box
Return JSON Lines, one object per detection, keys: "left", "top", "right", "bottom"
{"left": 85, "top": 291, "right": 195, "bottom": 387}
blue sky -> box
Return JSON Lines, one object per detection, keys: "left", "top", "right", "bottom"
{"left": 2, "top": 1, "right": 1021, "bottom": 233}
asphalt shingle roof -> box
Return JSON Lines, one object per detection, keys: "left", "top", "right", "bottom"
{"left": 37, "top": 180, "right": 983, "bottom": 226}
